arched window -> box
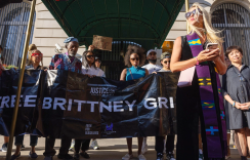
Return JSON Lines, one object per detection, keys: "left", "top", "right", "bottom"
{"left": 211, "top": 3, "right": 250, "bottom": 65}
{"left": 0, "top": 2, "right": 36, "bottom": 67}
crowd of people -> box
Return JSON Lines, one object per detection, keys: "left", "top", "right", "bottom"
{"left": 0, "top": 2, "right": 250, "bottom": 160}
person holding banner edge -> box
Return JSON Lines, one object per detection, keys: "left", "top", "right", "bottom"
{"left": 170, "top": 3, "right": 227, "bottom": 160}
{"left": 154, "top": 52, "right": 176, "bottom": 160}
{"left": 73, "top": 45, "right": 106, "bottom": 160}
{"left": 10, "top": 45, "right": 43, "bottom": 160}
{"left": 120, "top": 45, "right": 148, "bottom": 160}
{"left": 44, "top": 37, "right": 82, "bottom": 160}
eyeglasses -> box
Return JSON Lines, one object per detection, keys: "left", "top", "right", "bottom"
{"left": 31, "top": 52, "right": 43, "bottom": 57}
{"left": 185, "top": 8, "right": 202, "bottom": 19}
{"left": 163, "top": 61, "right": 170, "bottom": 64}
{"left": 87, "top": 55, "right": 95, "bottom": 58}
{"left": 130, "top": 58, "right": 139, "bottom": 61}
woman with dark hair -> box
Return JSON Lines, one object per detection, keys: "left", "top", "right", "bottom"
{"left": 73, "top": 46, "right": 105, "bottom": 160}
{"left": 223, "top": 46, "right": 250, "bottom": 160}
{"left": 120, "top": 45, "right": 148, "bottom": 160}
{"left": 81, "top": 45, "right": 105, "bottom": 77}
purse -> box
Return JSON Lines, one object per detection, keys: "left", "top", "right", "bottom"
{"left": 177, "top": 66, "right": 195, "bottom": 87}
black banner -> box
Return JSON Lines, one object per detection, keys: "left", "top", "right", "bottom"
{"left": 0, "top": 70, "right": 178, "bottom": 139}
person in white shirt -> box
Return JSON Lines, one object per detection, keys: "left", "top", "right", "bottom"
{"left": 141, "top": 49, "right": 162, "bottom": 154}
{"left": 142, "top": 49, "right": 162, "bottom": 74}
{"left": 81, "top": 47, "right": 105, "bottom": 77}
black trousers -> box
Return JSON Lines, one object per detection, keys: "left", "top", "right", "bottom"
{"left": 155, "top": 135, "right": 175, "bottom": 154}
{"left": 74, "top": 139, "right": 91, "bottom": 154}
{"left": 43, "top": 136, "right": 71, "bottom": 157}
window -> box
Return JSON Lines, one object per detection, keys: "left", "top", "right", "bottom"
{"left": 0, "top": 2, "right": 36, "bottom": 67}
{"left": 211, "top": 3, "right": 250, "bottom": 65}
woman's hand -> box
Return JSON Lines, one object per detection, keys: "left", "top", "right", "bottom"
{"left": 197, "top": 48, "right": 220, "bottom": 63}
{"left": 235, "top": 102, "right": 249, "bottom": 110}
{"left": 234, "top": 102, "right": 242, "bottom": 110}
{"left": 88, "top": 45, "right": 95, "bottom": 51}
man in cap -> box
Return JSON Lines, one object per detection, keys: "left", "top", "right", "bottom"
{"left": 48, "top": 37, "right": 82, "bottom": 73}
{"left": 142, "top": 49, "right": 162, "bottom": 74}
{"left": 44, "top": 37, "right": 82, "bottom": 160}
{"left": 141, "top": 49, "right": 162, "bottom": 154}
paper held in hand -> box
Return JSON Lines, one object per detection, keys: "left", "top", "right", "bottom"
{"left": 177, "top": 66, "right": 195, "bottom": 87}
{"left": 92, "top": 35, "right": 113, "bottom": 51}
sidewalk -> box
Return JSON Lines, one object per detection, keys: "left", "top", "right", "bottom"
{"left": 0, "top": 136, "right": 243, "bottom": 160}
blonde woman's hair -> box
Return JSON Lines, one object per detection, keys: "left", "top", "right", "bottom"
{"left": 188, "top": 3, "right": 224, "bottom": 51}
{"left": 27, "top": 49, "right": 43, "bottom": 69}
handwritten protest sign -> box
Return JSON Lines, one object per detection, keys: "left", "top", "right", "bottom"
{"left": 92, "top": 35, "right": 113, "bottom": 51}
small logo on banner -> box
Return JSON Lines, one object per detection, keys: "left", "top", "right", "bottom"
{"left": 106, "top": 123, "right": 113, "bottom": 131}
{"left": 221, "top": 111, "right": 225, "bottom": 120}
{"left": 206, "top": 126, "right": 219, "bottom": 136}
{"left": 88, "top": 84, "right": 117, "bottom": 96}
{"left": 202, "top": 101, "right": 215, "bottom": 110}
{"left": 198, "top": 78, "right": 211, "bottom": 86}
{"left": 105, "top": 123, "right": 116, "bottom": 135}
{"left": 188, "top": 39, "right": 201, "bottom": 46}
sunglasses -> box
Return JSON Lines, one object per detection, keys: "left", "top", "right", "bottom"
{"left": 163, "top": 61, "right": 170, "bottom": 64}
{"left": 185, "top": 8, "right": 202, "bottom": 19}
{"left": 31, "top": 52, "right": 43, "bottom": 57}
{"left": 87, "top": 55, "right": 95, "bottom": 58}
{"left": 130, "top": 58, "right": 139, "bottom": 61}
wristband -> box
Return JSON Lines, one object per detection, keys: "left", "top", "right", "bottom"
{"left": 233, "top": 101, "right": 236, "bottom": 108}
{"left": 195, "top": 57, "right": 199, "bottom": 66}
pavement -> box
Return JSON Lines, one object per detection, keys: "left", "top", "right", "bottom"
{"left": 0, "top": 136, "right": 245, "bottom": 160}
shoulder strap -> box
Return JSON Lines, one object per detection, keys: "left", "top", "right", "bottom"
{"left": 128, "top": 68, "right": 134, "bottom": 80}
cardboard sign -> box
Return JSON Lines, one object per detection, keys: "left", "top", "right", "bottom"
{"left": 92, "top": 35, "right": 113, "bottom": 51}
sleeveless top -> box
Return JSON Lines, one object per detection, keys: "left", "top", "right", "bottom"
{"left": 177, "top": 36, "right": 200, "bottom": 102}
{"left": 177, "top": 36, "right": 219, "bottom": 108}
{"left": 126, "top": 66, "right": 146, "bottom": 81}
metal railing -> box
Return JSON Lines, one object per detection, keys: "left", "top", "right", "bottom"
{"left": 211, "top": 3, "right": 250, "bottom": 65}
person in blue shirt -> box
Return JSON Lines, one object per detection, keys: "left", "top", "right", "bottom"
{"left": 120, "top": 45, "right": 148, "bottom": 160}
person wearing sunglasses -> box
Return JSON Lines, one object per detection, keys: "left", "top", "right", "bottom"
{"left": 10, "top": 45, "right": 44, "bottom": 160}
{"left": 120, "top": 45, "right": 148, "bottom": 160}
{"left": 170, "top": 2, "right": 227, "bottom": 160}
{"left": 223, "top": 46, "right": 250, "bottom": 160}
{"left": 81, "top": 45, "right": 105, "bottom": 77}
{"left": 154, "top": 52, "right": 175, "bottom": 160}
{"left": 25, "top": 50, "right": 44, "bottom": 70}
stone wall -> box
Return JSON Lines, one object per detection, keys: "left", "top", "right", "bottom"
{"left": 32, "top": 0, "right": 86, "bottom": 66}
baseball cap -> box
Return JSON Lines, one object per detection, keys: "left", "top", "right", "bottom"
{"left": 161, "top": 51, "right": 171, "bottom": 60}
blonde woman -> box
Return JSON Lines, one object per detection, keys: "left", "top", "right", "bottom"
{"left": 170, "top": 3, "right": 227, "bottom": 160}
{"left": 10, "top": 46, "right": 43, "bottom": 160}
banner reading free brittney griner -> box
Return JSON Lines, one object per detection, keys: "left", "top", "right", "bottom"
{"left": 0, "top": 70, "right": 177, "bottom": 139}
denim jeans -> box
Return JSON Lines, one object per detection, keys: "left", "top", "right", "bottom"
{"left": 15, "top": 134, "right": 38, "bottom": 146}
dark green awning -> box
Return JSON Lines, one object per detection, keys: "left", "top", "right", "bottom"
{"left": 42, "top": 0, "right": 184, "bottom": 50}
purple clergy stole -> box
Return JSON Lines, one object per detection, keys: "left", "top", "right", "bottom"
{"left": 186, "top": 33, "right": 227, "bottom": 159}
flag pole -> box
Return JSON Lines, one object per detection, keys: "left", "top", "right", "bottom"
{"left": 6, "top": 0, "right": 37, "bottom": 159}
